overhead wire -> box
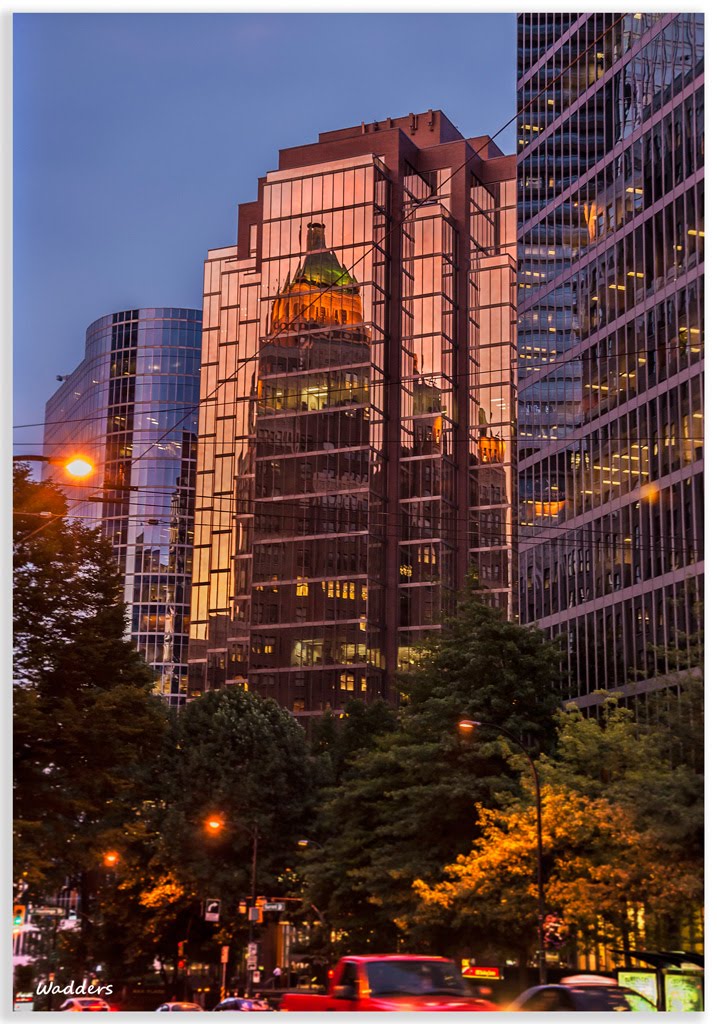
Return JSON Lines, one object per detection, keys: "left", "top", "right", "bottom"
{"left": 15, "top": 14, "right": 664, "bottom": 548}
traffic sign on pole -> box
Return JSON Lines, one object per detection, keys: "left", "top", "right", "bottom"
{"left": 204, "top": 899, "right": 221, "bottom": 923}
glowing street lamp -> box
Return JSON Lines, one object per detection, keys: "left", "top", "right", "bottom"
{"left": 297, "top": 838, "right": 323, "bottom": 850}
{"left": 63, "top": 456, "right": 95, "bottom": 479}
{"left": 13, "top": 454, "right": 96, "bottom": 479}
{"left": 102, "top": 851, "right": 120, "bottom": 868}
{"left": 204, "top": 815, "right": 225, "bottom": 835}
{"left": 458, "top": 718, "right": 547, "bottom": 985}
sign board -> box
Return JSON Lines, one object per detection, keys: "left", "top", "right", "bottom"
{"left": 221, "top": 946, "right": 230, "bottom": 964}
{"left": 664, "top": 972, "right": 704, "bottom": 1012}
{"left": 462, "top": 966, "right": 503, "bottom": 980}
{"left": 263, "top": 902, "right": 286, "bottom": 912}
{"left": 247, "top": 943, "right": 258, "bottom": 957}
{"left": 252, "top": 971, "right": 261, "bottom": 985}
{"left": 32, "top": 907, "right": 64, "bottom": 917}
{"left": 617, "top": 971, "right": 658, "bottom": 1007}
{"left": 247, "top": 959, "right": 257, "bottom": 971}
{"left": 204, "top": 899, "right": 221, "bottom": 923}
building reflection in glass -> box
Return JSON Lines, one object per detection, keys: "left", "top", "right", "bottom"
{"left": 189, "top": 112, "right": 516, "bottom": 717}
{"left": 43, "top": 308, "right": 203, "bottom": 707}
{"left": 517, "top": 14, "right": 704, "bottom": 707}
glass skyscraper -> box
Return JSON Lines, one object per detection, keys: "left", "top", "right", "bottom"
{"left": 517, "top": 14, "right": 704, "bottom": 707}
{"left": 43, "top": 307, "right": 203, "bottom": 706}
{"left": 189, "top": 110, "right": 517, "bottom": 717}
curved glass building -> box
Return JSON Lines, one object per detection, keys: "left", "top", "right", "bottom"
{"left": 43, "top": 307, "right": 203, "bottom": 706}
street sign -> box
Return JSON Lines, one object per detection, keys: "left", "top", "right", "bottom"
{"left": 32, "top": 907, "right": 64, "bottom": 917}
{"left": 247, "top": 959, "right": 257, "bottom": 971}
{"left": 263, "top": 901, "right": 285, "bottom": 912}
{"left": 204, "top": 899, "right": 221, "bottom": 923}
{"left": 252, "top": 972, "right": 261, "bottom": 985}
{"left": 247, "top": 943, "right": 258, "bottom": 957}
{"left": 221, "top": 946, "right": 230, "bottom": 964}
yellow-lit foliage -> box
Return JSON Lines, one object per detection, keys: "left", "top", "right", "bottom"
{"left": 138, "top": 873, "right": 187, "bottom": 909}
{"left": 414, "top": 782, "right": 699, "bottom": 941}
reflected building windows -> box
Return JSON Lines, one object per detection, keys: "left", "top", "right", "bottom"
{"left": 43, "top": 307, "right": 203, "bottom": 707}
{"left": 517, "top": 13, "right": 704, "bottom": 706}
{"left": 189, "top": 110, "right": 517, "bottom": 716}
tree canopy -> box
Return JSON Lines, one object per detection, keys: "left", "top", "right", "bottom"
{"left": 13, "top": 464, "right": 168, "bottom": 893}
{"left": 305, "top": 588, "right": 563, "bottom": 952}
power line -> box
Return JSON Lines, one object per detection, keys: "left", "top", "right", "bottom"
{"left": 13, "top": 333, "right": 704, "bottom": 439}
{"left": 13, "top": 16, "right": 649, "bottom": 546}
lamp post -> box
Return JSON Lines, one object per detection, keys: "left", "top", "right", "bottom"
{"left": 13, "top": 454, "right": 95, "bottom": 479}
{"left": 458, "top": 719, "right": 547, "bottom": 984}
{"left": 204, "top": 815, "right": 260, "bottom": 998}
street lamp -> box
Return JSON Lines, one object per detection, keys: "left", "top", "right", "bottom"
{"left": 13, "top": 454, "right": 95, "bottom": 479}
{"left": 203, "top": 815, "right": 260, "bottom": 998}
{"left": 102, "top": 851, "right": 120, "bottom": 868}
{"left": 458, "top": 719, "right": 547, "bottom": 985}
{"left": 204, "top": 814, "right": 225, "bottom": 835}
{"left": 296, "top": 838, "right": 323, "bottom": 850}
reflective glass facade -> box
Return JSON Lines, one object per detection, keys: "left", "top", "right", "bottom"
{"left": 43, "top": 308, "right": 203, "bottom": 706}
{"left": 517, "top": 14, "right": 704, "bottom": 706}
{"left": 189, "top": 111, "right": 517, "bottom": 717}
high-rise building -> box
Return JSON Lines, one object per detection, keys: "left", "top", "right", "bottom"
{"left": 189, "top": 111, "right": 517, "bottom": 717}
{"left": 43, "top": 307, "right": 203, "bottom": 706}
{"left": 517, "top": 14, "right": 704, "bottom": 707}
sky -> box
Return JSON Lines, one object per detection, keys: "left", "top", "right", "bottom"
{"left": 13, "top": 12, "right": 516, "bottom": 453}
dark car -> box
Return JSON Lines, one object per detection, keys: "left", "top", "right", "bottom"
{"left": 510, "top": 981, "right": 657, "bottom": 1012}
{"left": 212, "top": 998, "right": 272, "bottom": 1012}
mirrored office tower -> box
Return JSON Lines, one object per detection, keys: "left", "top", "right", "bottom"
{"left": 189, "top": 110, "right": 517, "bottom": 717}
{"left": 43, "top": 308, "right": 203, "bottom": 706}
{"left": 517, "top": 14, "right": 704, "bottom": 706}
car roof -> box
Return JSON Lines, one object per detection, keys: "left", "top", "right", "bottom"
{"left": 561, "top": 974, "right": 617, "bottom": 986}
{"left": 342, "top": 955, "right": 453, "bottom": 963}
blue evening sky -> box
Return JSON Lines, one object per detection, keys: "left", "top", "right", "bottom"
{"left": 13, "top": 13, "right": 516, "bottom": 451}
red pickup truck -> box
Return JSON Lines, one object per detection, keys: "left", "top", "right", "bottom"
{"left": 280, "top": 955, "right": 498, "bottom": 1011}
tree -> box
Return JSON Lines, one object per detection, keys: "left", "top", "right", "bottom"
{"left": 413, "top": 696, "right": 703, "bottom": 964}
{"left": 306, "top": 587, "right": 563, "bottom": 951}
{"left": 13, "top": 464, "right": 169, "bottom": 972}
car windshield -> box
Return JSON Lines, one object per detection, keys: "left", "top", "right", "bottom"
{"left": 366, "top": 960, "right": 468, "bottom": 997}
{"left": 574, "top": 986, "right": 657, "bottom": 1011}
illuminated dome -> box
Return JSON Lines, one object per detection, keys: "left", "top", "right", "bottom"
{"left": 271, "top": 222, "right": 364, "bottom": 330}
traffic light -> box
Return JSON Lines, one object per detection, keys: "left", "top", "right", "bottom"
{"left": 13, "top": 904, "right": 26, "bottom": 927}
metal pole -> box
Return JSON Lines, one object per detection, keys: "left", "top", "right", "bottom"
{"left": 246, "top": 825, "right": 258, "bottom": 998}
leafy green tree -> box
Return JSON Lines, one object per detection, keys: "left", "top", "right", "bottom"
{"left": 310, "top": 698, "right": 398, "bottom": 784}
{"left": 306, "top": 587, "right": 562, "bottom": 952}
{"left": 414, "top": 696, "right": 703, "bottom": 964}
{"left": 13, "top": 464, "right": 169, "bottom": 972}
